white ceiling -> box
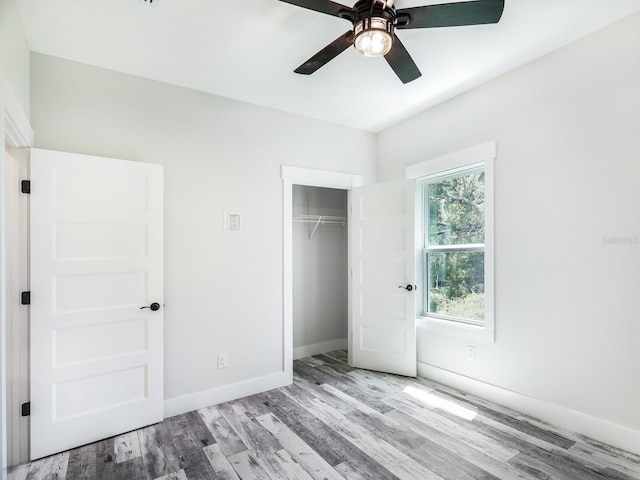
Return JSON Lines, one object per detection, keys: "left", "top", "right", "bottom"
{"left": 14, "top": 0, "right": 640, "bottom": 132}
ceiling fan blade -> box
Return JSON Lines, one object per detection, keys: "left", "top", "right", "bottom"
{"left": 396, "top": 0, "right": 504, "bottom": 29}
{"left": 278, "top": 0, "right": 356, "bottom": 19}
{"left": 294, "top": 31, "right": 354, "bottom": 75}
{"left": 384, "top": 35, "right": 422, "bottom": 84}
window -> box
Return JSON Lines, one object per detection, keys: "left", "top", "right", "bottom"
{"left": 422, "top": 165, "right": 485, "bottom": 325}
{"left": 406, "top": 142, "right": 494, "bottom": 341}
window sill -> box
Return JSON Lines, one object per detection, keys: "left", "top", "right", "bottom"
{"left": 416, "top": 316, "right": 495, "bottom": 343}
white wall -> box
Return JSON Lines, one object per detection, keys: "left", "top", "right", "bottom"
{"left": 377, "top": 12, "right": 640, "bottom": 452}
{"left": 29, "top": 52, "right": 376, "bottom": 413}
{"left": 292, "top": 186, "right": 347, "bottom": 358}
{"left": 0, "top": 0, "right": 30, "bottom": 118}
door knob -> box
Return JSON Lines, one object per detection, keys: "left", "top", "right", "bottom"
{"left": 399, "top": 285, "right": 415, "bottom": 292}
{"left": 140, "top": 302, "right": 161, "bottom": 311}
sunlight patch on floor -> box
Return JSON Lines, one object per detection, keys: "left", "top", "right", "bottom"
{"left": 403, "top": 385, "right": 477, "bottom": 421}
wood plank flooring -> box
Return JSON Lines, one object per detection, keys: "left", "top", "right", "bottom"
{"left": 8, "top": 351, "right": 640, "bottom": 480}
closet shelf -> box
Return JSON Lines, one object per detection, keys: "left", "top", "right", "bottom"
{"left": 293, "top": 215, "right": 346, "bottom": 240}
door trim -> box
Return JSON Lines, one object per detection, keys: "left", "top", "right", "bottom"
{"left": 281, "top": 166, "right": 362, "bottom": 380}
{"left": 1, "top": 70, "right": 34, "bottom": 470}
{"left": 1, "top": 73, "right": 33, "bottom": 149}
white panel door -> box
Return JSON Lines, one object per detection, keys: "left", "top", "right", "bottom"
{"left": 30, "top": 149, "right": 164, "bottom": 460}
{"left": 350, "top": 180, "right": 416, "bottom": 377}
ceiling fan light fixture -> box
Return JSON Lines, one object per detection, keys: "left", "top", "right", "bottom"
{"left": 354, "top": 17, "right": 393, "bottom": 57}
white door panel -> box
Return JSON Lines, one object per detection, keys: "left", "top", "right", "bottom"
{"left": 350, "top": 180, "right": 416, "bottom": 377}
{"left": 30, "top": 149, "right": 164, "bottom": 460}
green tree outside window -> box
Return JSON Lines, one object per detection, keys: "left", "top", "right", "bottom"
{"left": 424, "top": 169, "right": 485, "bottom": 324}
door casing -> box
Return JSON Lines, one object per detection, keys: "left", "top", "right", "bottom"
{"left": 281, "top": 166, "right": 362, "bottom": 376}
{"left": 1, "top": 71, "right": 34, "bottom": 468}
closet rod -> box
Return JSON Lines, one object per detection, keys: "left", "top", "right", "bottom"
{"left": 293, "top": 215, "right": 346, "bottom": 239}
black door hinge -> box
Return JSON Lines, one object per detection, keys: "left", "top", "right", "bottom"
{"left": 21, "top": 402, "right": 30, "bottom": 417}
{"left": 21, "top": 291, "right": 30, "bottom": 305}
{"left": 21, "top": 180, "right": 30, "bottom": 194}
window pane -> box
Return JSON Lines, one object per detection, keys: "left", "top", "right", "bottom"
{"left": 428, "top": 251, "right": 484, "bottom": 322}
{"left": 428, "top": 171, "right": 485, "bottom": 246}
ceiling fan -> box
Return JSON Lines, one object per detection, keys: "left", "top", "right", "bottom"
{"left": 278, "top": 0, "right": 505, "bottom": 83}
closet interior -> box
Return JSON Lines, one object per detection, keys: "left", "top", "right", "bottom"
{"left": 292, "top": 185, "right": 348, "bottom": 360}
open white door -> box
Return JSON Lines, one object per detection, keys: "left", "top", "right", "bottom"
{"left": 350, "top": 180, "right": 417, "bottom": 377}
{"left": 30, "top": 149, "right": 164, "bottom": 460}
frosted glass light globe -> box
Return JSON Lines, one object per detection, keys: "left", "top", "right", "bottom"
{"left": 354, "top": 17, "right": 393, "bottom": 57}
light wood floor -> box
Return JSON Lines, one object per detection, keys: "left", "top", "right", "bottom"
{"left": 8, "top": 351, "right": 640, "bottom": 480}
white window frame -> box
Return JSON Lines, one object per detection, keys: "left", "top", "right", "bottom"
{"left": 406, "top": 142, "right": 495, "bottom": 343}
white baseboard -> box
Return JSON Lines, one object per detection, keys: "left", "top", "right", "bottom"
{"left": 418, "top": 362, "right": 640, "bottom": 456}
{"left": 163, "top": 372, "right": 291, "bottom": 418}
{"left": 293, "top": 339, "right": 347, "bottom": 360}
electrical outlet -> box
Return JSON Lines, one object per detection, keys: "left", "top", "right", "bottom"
{"left": 217, "top": 353, "right": 228, "bottom": 369}
{"left": 224, "top": 212, "right": 241, "bottom": 234}
{"left": 229, "top": 214, "right": 240, "bottom": 231}
{"left": 466, "top": 345, "right": 475, "bottom": 361}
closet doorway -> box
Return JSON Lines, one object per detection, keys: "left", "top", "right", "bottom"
{"left": 281, "top": 165, "right": 362, "bottom": 379}
{"left": 292, "top": 186, "right": 348, "bottom": 360}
